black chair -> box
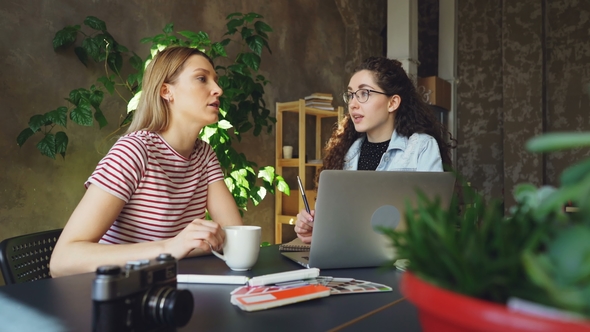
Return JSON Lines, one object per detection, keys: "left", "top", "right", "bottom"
{"left": 0, "top": 229, "right": 63, "bottom": 285}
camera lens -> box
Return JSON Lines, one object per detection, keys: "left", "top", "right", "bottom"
{"left": 144, "top": 287, "right": 194, "bottom": 327}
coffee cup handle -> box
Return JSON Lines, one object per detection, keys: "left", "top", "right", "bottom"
{"left": 211, "top": 250, "right": 225, "bottom": 261}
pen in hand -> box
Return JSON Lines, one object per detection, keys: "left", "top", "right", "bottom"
{"left": 296, "top": 176, "right": 311, "bottom": 214}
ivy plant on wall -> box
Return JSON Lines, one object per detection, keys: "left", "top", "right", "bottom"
{"left": 16, "top": 13, "right": 289, "bottom": 214}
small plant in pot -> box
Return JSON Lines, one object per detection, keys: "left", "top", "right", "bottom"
{"left": 383, "top": 131, "right": 590, "bottom": 331}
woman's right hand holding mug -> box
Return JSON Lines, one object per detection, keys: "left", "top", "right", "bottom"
{"left": 164, "top": 219, "right": 224, "bottom": 259}
{"left": 295, "top": 209, "right": 314, "bottom": 244}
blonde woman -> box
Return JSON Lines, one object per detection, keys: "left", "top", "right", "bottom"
{"left": 51, "top": 47, "right": 242, "bottom": 277}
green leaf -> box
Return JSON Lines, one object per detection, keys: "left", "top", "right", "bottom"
{"left": 84, "top": 16, "right": 107, "bottom": 31}
{"left": 48, "top": 107, "right": 68, "bottom": 127}
{"left": 219, "top": 38, "right": 231, "bottom": 46}
{"left": 244, "top": 12, "right": 262, "bottom": 22}
{"left": 254, "top": 21, "right": 273, "bottom": 33}
{"left": 107, "top": 52, "right": 123, "bottom": 73}
{"left": 127, "top": 92, "right": 141, "bottom": 113}
{"left": 68, "top": 88, "right": 87, "bottom": 105}
{"left": 276, "top": 175, "right": 290, "bottom": 195}
{"left": 218, "top": 120, "right": 233, "bottom": 130}
{"left": 258, "top": 166, "right": 275, "bottom": 183}
{"left": 241, "top": 27, "right": 253, "bottom": 39}
{"left": 526, "top": 132, "right": 590, "bottom": 152}
{"left": 98, "top": 75, "right": 115, "bottom": 94}
{"left": 261, "top": 38, "right": 272, "bottom": 54}
{"left": 53, "top": 25, "right": 79, "bottom": 50}
{"left": 163, "top": 23, "right": 174, "bottom": 34}
{"left": 82, "top": 37, "right": 101, "bottom": 62}
{"left": 246, "top": 36, "right": 264, "bottom": 56}
{"left": 228, "top": 63, "right": 247, "bottom": 75}
{"left": 178, "top": 30, "right": 202, "bottom": 41}
{"left": 94, "top": 107, "right": 108, "bottom": 129}
{"left": 211, "top": 42, "right": 227, "bottom": 57}
{"left": 116, "top": 44, "right": 129, "bottom": 53}
{"left": 560, "top": 158, "right": 590, "bottom": 186}
{"left": 28, "top": 114, "right": 46, "bottom": 132}
{"left": 226, "top": 12, "right": 243, "bottom": 20}
{"left": 242, "top": 53, "right": 261, "bottom": 71}
{"left": 126, "top": 73, "right": 142, "bottom": 88}
{"left": 140, "top": 36, "right": 154, "bottom": 44}
{"left": 238, "top": 122, "right": 253, "bottom": 134}
{"left": 70, "top": 100, "right": 93, "bottom": 126}
{"left": 55, "top": 131, "right": 69, "bottom": 159}
{"left": 129, "top": 53, "right": 144, "bottom": 71}
{"left": 226, "top": 18, "right": 244, "bottom": 34}
{"left": 256, "top": 30, "right": 269, "bottom": 40}
{"left": 16, "top": 128, "right": 35, "bottom": 147}
{"left": 89, "top": 89, "right": 104, "bottom": 108}
{"left": 72, "top": 47, "right": 88, "bottom": 68}
{"left": 36, "top": 133, "right": 56, "bottom": 159}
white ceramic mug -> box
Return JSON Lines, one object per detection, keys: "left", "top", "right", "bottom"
{"left": 212, "top": 225, "right": 261, "bottom": 271}
{"left": 282, "top": 145, "right": 293, "bottom": 159}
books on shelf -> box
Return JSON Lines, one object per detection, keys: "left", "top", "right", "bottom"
{"left": 304, "top": 92, "right": 334, "bottom": 111}
{"left": 309, "top": 92, "right": 332, "bottom": 98}
{"left": 304, "top": 92, "right": 333, "bottom": 100}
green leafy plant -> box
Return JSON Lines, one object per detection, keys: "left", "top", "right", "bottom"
{"left": 384, "top": 131, "right": 590, "bottom": 318}
{"left": 17, "top": 13, "right": 289, "bottom": 213}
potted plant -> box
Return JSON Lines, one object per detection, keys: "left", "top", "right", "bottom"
{"left": 384, "top": 131, "right": 590, "bottom": 331}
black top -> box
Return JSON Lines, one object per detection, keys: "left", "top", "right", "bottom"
{"left": 358, "top": 139, "right": 391, "bottom": 170}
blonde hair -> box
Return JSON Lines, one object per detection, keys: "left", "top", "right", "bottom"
{"left": 127, "top": 46, "right": 214, "bottom": 133}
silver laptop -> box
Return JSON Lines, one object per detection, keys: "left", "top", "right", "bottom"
{"left": 281, "top": 170, "right": 456, "bottom": 269}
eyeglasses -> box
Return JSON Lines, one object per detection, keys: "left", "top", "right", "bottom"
{"left": 342, "top": 89, "right": 388, "bottom": 104}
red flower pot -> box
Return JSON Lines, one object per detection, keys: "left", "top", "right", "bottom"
{"left": 400, "top": 272, "right": 590, "bottom": 332}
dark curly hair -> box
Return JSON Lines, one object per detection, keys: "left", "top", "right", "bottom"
{"left": 317, "top": 57, "right": 455, "bottom": 185}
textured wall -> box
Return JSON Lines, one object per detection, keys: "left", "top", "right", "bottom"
{"left": 545, "top": 1, "right": 590, "bottom": 183}
{"left": 457, "top": 1, "right": 505, "bottom": 203}
{"left": 502, "top": 0, "right": 545, "bottom": 209}
{"left": 457, "top": 0, "right": 590, "bottom": 209}
{"left": 0, "top": 0, "right": 386, "bottom": 284}
{"left": 418, "top": 0, "right": 439, "bottom": 77}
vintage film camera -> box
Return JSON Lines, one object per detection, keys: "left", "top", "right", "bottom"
{"left": 92, "top": 253, "right": 193, "bottom": 332}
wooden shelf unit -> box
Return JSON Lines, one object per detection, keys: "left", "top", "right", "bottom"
{"left": 274, "top": 99, "right": 344, "bottom": 244}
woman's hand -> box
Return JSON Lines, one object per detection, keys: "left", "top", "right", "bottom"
{"left": 294, "top": 209, "right": 315, "bottom": 244}
{"left": 164, "top": 219, "right": 225, "bottom": 259}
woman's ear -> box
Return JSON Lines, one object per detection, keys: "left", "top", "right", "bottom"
{"left": 160, "top": 83, "right": 173, "bottom": 102}
{"left": 388, "top": 95, "right": 401, "bottom": 113}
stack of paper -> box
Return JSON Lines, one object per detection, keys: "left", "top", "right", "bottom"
{"left": 304, "top": 92, "right": 334, "bottom": 111}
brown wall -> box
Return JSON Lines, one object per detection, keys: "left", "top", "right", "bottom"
{"left": 456, "top": 0, "right": 590, "bottom": 209}
{"left": 0, "top": 0, "right": 386, "bottom": 284}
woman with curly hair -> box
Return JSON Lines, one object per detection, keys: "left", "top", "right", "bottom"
{"left": 294, "top": 56, "right": 454, "bottom": 243}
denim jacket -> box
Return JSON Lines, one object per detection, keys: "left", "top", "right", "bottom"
{"left": 343, "top": 130, "right": 443, "bottom": 171}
